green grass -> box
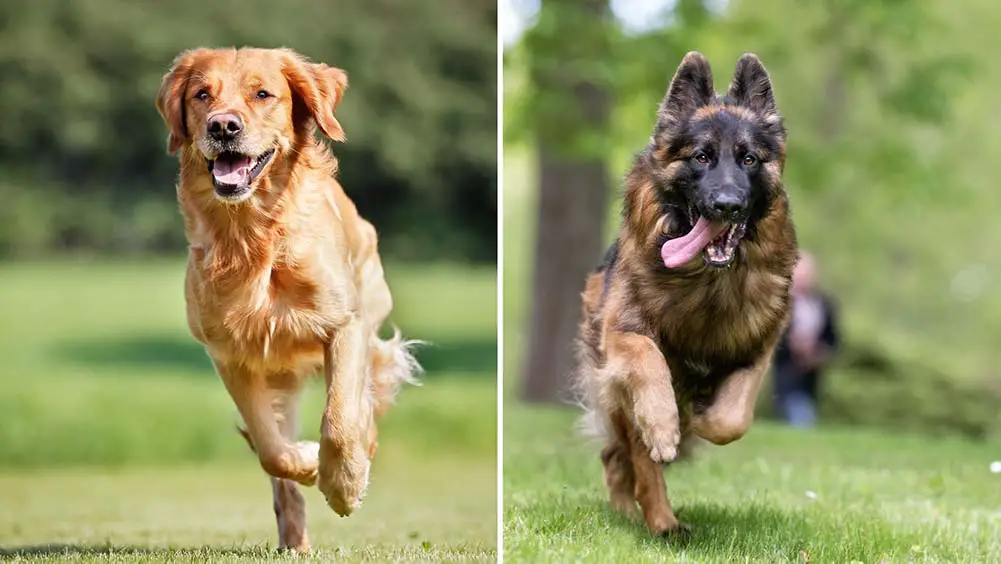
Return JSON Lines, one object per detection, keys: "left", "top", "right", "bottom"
{"left": 503, "top": 404, "right": 1001, "bottom": 563}
{"left": 0, "top": 259, "right": 497, "bottom": 561}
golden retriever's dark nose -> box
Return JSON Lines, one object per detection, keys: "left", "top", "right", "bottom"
{"left": 207, "top": 113, "right": 244, "bottom": 142}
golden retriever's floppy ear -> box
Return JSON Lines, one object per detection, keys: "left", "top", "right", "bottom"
{"left": 155, "top": 50, "right": 199, "bottom": 155}
{"left": 280, "top": 49, "right": 349, "bottom": 142}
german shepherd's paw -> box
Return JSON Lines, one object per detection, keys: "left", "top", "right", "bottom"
{"left": 317, "top": 438, "right": 370, "bottom": 517}
{"left": 634, "top": 403, "right": 682, "bottom": 463}
{"left": 657, "top": 522, "right": 693, "bottom": 542}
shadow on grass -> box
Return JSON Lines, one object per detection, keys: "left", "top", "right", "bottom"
{"left": 51, "top": 334, "right": 497, "bottom": 378}
{"left": 52, "top": 336, "right": 212, "bottom": 375}
{"left": 0, "top": 543, "right": 273, "bottom": 558}
{"left": 596, "top": 500, "right": 921, "bottom": 560}
{"left": 633, "top": 502, "right": 815, "bottom": 557}
{"left": 413, "top": 337, "right": 496, "bottom": 376}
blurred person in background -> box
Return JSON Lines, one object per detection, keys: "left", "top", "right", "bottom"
{"left": 772, "top": 251, "right": 840, "bottom": 427}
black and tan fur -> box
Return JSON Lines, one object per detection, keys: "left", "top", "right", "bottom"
{"left": 574, "top": 52, "right": 798, "bottom": 536}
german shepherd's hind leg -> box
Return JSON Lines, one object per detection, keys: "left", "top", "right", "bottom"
{"left": 691, "top": 348, "right": 773, "bottom": 445}
{"left": 603, "top": 331, "right": 681, "bottom": 463}
{"left": 625, "top": 413, "right": 690, "bottom": 537}
{"left": 600, "top": 410, "right": 639, "bottom": 520}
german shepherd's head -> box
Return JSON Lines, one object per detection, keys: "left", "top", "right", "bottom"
{"left": 647, "top": 52, "right": 786, "bottom": 270}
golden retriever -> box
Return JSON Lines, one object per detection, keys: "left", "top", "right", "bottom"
{"left": 155, "top": 46, "right": 420, "bottom": 553}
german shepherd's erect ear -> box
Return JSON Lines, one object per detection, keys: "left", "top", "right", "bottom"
{"left": 657, "top": 51, "right": 716, "bottom": 128}
{"left": 727, "top": 53, "right": 782, "bottom": 125}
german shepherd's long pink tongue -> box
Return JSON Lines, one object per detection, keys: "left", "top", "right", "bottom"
{"left": 661, "top": 217, "right": 727, "bottom": 268}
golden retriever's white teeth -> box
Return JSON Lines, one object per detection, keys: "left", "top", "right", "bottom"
{"left": 209, "top": 149, "right": 276, "bottom": 194}
{"left": 211, "top": 151, "right": 255, "bottom": 186}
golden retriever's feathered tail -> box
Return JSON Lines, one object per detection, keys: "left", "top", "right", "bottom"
{"left": 369, "top": 327, "right": 423, "bottom": 418}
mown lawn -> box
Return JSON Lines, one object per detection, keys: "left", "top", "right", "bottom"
{"left": 503, "top": 403, "right": 1001, "bottom": 563}
{"left": 0, "top": 259, "right": 497, "bottom": 562}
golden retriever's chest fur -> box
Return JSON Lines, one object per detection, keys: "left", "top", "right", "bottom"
{"left": 186, "top": 244, "right": 336, "bottom": 373}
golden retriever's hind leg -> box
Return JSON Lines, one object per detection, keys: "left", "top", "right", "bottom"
{"left": 272, "top": 477, "right": 309, "bottom": 553}
{"left": 272, "top": 386, "right": 310, "bottom": 552}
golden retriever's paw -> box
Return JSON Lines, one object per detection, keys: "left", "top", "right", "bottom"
{"left": 294, "top": 441, "right": 320, "bottom": 487}
{"left": 277, "top": 539, "right": 311, "bottom": 554}
{"left": 317, "top": 440, "right": 370, "bottom": 517}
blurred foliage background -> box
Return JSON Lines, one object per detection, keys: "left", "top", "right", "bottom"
{"left": 0, "top": 0, "right": 497, "bottom": 263}
{"left": 503, "top": 0, "right": 1001, "bottom": 440}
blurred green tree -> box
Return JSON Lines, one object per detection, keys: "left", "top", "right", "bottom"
{"left": 517, "top": 0, "right": 614, "bottom": 403}
{"left": 0, "top": 0, "right": 497, "bottom": 262}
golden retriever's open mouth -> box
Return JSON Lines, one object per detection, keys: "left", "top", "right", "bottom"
{"left": 207, "top": 149, "right": 276, "bottom": 200}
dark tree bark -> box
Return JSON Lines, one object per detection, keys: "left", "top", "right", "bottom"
{"left": 520, "top": 0, "right": 612, "bottom": 404}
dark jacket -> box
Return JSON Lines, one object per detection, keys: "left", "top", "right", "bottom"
{"left": 773, "top": 293, "right": 839, "bottom": 401}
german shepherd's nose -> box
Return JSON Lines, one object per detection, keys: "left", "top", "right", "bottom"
{"left": 207, "top": 113, "right": 244, "bottom": 142}
{"left": 710, "top": 191, "right": 747, "bottom": 217}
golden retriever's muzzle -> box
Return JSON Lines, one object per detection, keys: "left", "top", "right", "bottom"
{"left": 202, "top": 112, "right": 276, "bottom": 201}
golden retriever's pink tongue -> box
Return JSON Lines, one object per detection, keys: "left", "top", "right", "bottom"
{"left": 212, "top": 155, "right": 253, "bottom": 186}
{"left": 661, "top": 217, "right": 726, "bottom": 268}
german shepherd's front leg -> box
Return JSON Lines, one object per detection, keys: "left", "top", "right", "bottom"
{"left": 691, "top": 345, "right": 775, "bottom": 445}
{"left": 602, "top": 331, "right": 685, "bottom": 535}
{"left": 604, "top": 331, "right": 681, "bottom": 463}
{"left": 318, "top": 318, "right": 372, "bottom": 517}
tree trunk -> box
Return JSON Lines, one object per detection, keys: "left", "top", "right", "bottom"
{"left": 520, "top": 0, "right": 612, "bottom": 404}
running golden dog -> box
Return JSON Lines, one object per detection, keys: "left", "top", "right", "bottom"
{"left": 156, "top": 46, "right": 419, "bottom": 552}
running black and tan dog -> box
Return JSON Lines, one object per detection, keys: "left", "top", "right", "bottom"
{"left": 575, "top": 51, "right": 798, "bottom": 536}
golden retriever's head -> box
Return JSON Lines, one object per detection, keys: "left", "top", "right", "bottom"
{"left": 156, "top": 47, "right": 348, "bottom": 203}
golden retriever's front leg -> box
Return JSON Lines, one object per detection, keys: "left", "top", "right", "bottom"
{"left": 215, "top": 361, "right": 319, "bottom": 485}
{"left": 318, "top": 319, "right": 372, "bottom": 517}
{"left": 237, "top": 390, "right": 311, "bottom": 553}
{"left": 690, "top": 347, "right": 774, "bottom": 445}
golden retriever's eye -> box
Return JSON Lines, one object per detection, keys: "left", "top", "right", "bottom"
{"left": 256, "top": 90, "right": 271, "bottom": 100}
{"left": 743, "top": 154, "right": 757, "bottom": 166}
{"left": 694, "top": 153, "right": 710, "bottom": 165}
{"left": 194, "top": 89, "right": 209, "bottom": 101}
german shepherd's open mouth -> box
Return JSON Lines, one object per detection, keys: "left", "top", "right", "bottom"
{"left": 662, "top": 208, "right": 748, "bottom": 269}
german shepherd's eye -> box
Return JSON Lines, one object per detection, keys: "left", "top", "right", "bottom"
{"left": 194, "top": 88, "right": 210, "bottom": 101}
{"left": 256, "top": 90, "right": 271, "bottom": 100}
{"left": 694, "top": 153, "right": 710, "bottom": 165}
{"left": 742, "top": 154, "right": 757, "bottom": 166}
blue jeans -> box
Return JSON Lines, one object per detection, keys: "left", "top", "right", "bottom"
{"left": 780, "top": 391, "right": 817, "bottom": 428}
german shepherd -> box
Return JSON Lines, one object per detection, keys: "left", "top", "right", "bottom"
{"left": 575, "top": 51, "right": 798, "bottom": 536}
